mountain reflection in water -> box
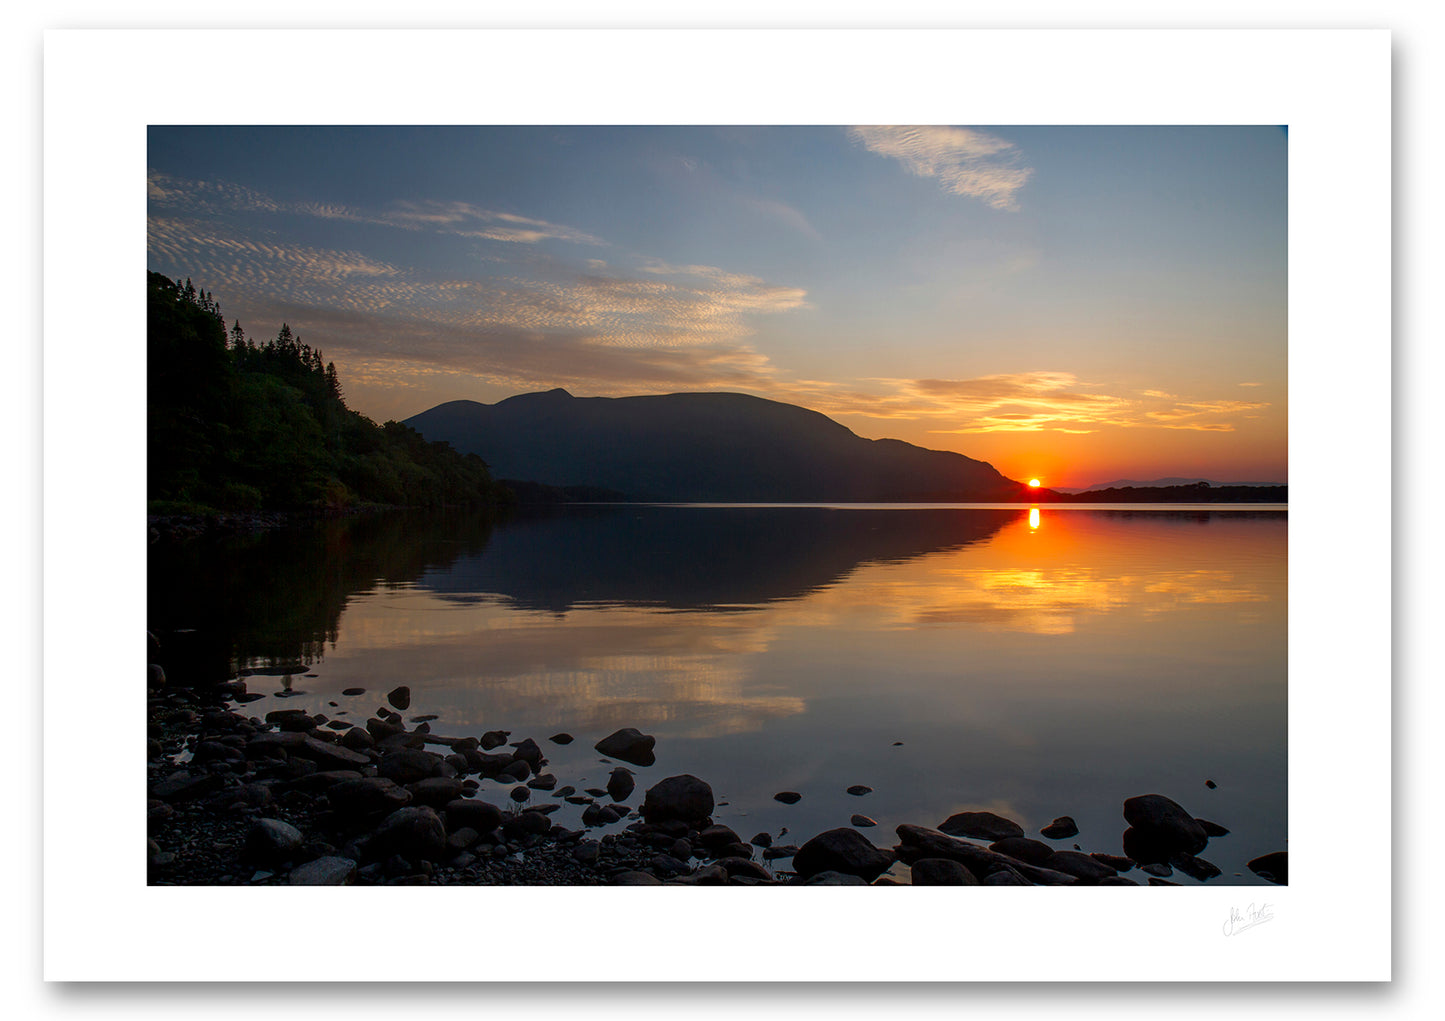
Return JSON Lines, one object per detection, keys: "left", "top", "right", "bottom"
{"left": 148, "top": 504, "right": 1286, "bottom": 885}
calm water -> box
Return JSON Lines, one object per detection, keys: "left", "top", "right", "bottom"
{"left": 149, "top": 504, "right": 1287, "bottom": 884}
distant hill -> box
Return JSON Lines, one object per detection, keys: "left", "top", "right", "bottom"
{"left": 1052, "top": 476, "right": 1286, "bottom": 494}
{"left": 403, "top": 389, "right": 1037, "bottom": 503}
{"left": 1053, "top": 481, "right": 1287, "bottom": 503}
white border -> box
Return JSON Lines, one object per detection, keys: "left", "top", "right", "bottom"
{"left": 43, "top": 28, "right": 1390, "bottom": 982}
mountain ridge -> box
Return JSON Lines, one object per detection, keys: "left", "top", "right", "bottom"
{"left": 404, "top": 389, "right": 1037, "bottom": 503}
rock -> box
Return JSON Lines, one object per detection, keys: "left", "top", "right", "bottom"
{"left": 1047, "top": 850, "right": 1118, "bottom": 882}
{"left": 500, "top": 759, "right": 532, "bottom": 782}
{"left": 443, "top": 798, "right": 503, "bottom": 833}
{"left": 368, "top": 806, "right": 447, "bottom": 862}
{"left": 572, "top": 840, "right": 601, "bottom": 864}
{"left": 1040, "top": 816, "right": 1079, "bottom": 839}
{"left": 846, "top": 785, "right": 873, "bottom": 796}
{"left": 479, "top": 730, "right": 509, "bottom": 750}
{"left": 386, "top": 685, "right": 411, "bottom": 710}
{"left": 697, "top": 824, "right": 742, "bottom": 848}
{"left": 377, "top": 748, "right": 443, "bottom": 784}
{"left": 1247, "top": 851, "right": 1288, "bottom": 885}
{"left": 982, "top": 866, "right": 1032, "bottom": 885}
{"left": 1205, "top": 779, "right": 1217, "bottom": 789}
{"left": 462, "top": 749, "right": 515, "bottom": 775}
{"left": 1170, "top": 853, "right": 1222, "bottom": 882}
{"left": 406, "top": 777, "right": 464, "bottom": 807}
{"left": 988, "top": 837, "right": 1056, "bottom": 865}
{"left": 288, "top": 856, "right": 356, "bottom": 885}
{"left": 149, "top": 771, "right": 225, "bottom": 803}
{"left": 669, "top": 839, "right": 693, "bottom": 861}
{"left": 292, "top": 769, "right": 363, "bottom": 794}
{"left": 1141, "top": 862, "right": 1174, "bottom": 877}
{"left": 607, "top": 767, "right": 635, "bottom": 802}
{"left": 762, "top": 844, "right": 800, "bottom": 861}
{"left": 851, "top": 815, "right": 877, "bottom": 828}
{"left": 717, "top": 857, "right": 773, "bottom": 882}
{"left": 1091, "top": 853, "right": 1135, "bottom": 872}
{"left": 341, "top": 687, "right": 365, "bottom": 696}
{"left": 1122, "top": 794, "right": 1208, "bottom": 855}
{"left": 911, "top": 858, "right": 979, "bottom": 885}
{"left": 937, "top": 811, "right": 1024, "bottom": 842}
{"left": 594, "top": 728, "right": 657, "bottom": 767}
{"left": 1148, "top": 878, "right": 1180, "bottom": 886}
{"left": 326, "top": 777, "right": 412, "bottom": 816}
{"left": 612, "top": 871, "right": 663, "bottom": 885}
{"left": 641, "top": 775, "right": 715, "bottom": 825}
{"left": 649, "top": 854, "right": 691, "bottom": 878}
{"left": 527, "top": 772, "right": 558, "bottom": 791}
{"left": 148, "top": 663, "right": 166, "bottom": 689}
{"left": 510, "top": 737, "right": 544, "bottom": 768}
{"left": 510, "top": 786, "right": 531, "bottom": 803}
{"left": 894, "top": 825, "right": 1078, "bottom": 885}
{"left": 244, "top": 818, "right": 304, "bottom": 863}
{"left": 549, "top": 733, "right": 574, "bottom": 745}
{"left": 365, "top": 717, "right": 406, "bottom": 742}
{"left": 773, "top": 791, "right": 802, "bottom": 805}
{"left": 802, "top": 871, "right": 868, "bottom": 886}
{"left": 750, "top": 832, "right": 772, "bottom": 848}
{"left": 793, "top": 827, "right": 894, "bottom": 881}
{"left": 1195, "top": 818, "right": 1230, "bottom": 837}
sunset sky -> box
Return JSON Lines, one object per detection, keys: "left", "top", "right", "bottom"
{"left": 147, "top": 125, "right": 1286, "bottom": 489}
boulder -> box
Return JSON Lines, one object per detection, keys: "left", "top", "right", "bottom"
{"left": 243, "top": 818, "right": 304, "bottom": 863}
{"left": 895, "top": 825, "right": 1077, "bottom": 885}
{"left": 594, "top": 728, "right": 657, "bottom": 767}
{"left": 606, "top": 767, "right": 635, "bottom": 802}
{"left": 1247, "top": 851, "right": 1288, "bottom": 885}
{"left": 716, "top": 857, "right": 774, "bottom": 882}
{"left": 801, "top": 871, "right": 868, "bottom": 886}
{"left": 325, "top": 777, "right": 412, "bottom": 816}
{"left": 989, "top": 836, "right": 1056, "bottom": 865}
{"left": 549, "top": 733, "right": 574, "bottom": 745}
{"left": 443, "top": 798, "right": 503, "bottom": 834}
{"left": 911, "top": 858, "right": 979, "bottom": 886}
{"left": 1040, "top": 815, "right": 1079, "bottom": 839}
{"left": 641, "top": 775, "right": 715, "bottom": 825}
{"left": 1195, "top": 818, "right": 1230, "bottom": 837}
{"left": 368, "top": 806, "right": 447, "bottom": 862}
{"left": 612, "top": 870, "right": 663, "bottom": 885}
{"left": 406, "top": 777, "right": 465, "bottom": 807}
{"left": 386, "top": 685, "right": 411, "bottom": 710}
{"left": 937, "top": 811, "right": 1024, "bottom": 842}
{"left": 793, "top": 827, "right": 894, "bottom": 881}
{"left": 377, "top": 748, "right": 444, "bottom": 785}
{"left": 1169, "top": 852, "right": 1222, "bottom": 882}
{"left": 479, "top": 730, "right": 510, "bottom": 750}
{"left": 1047, "top": 850, "right": 1118, "bottom": 883}
{"left": 1091, "top": 853, "right": 1135, "bottom": 872}
{"left": 1122, "top": 794, "right": 1208, "bottom": 855}
{"left": 851, "top": 815, "right": 877, "bottom": 828}
{"left": 982, "top": 866, "right": 1032, "bottom": 885}
{"left": 288, "top": 856, "right": 356, "bottom": 885}
{"left": 510, "top": 737, "right": 544, "bottom": 768}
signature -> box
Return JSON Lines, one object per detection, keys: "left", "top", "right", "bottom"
{"left": 1223, "top": 902, "right": 1274, "bottom": 936}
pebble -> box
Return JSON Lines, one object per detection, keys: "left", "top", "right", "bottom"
{"left": 774, "top": 791, "right": 802, "bottom": 804}
{"left": 846, "top": 785, "right": 873, "bottom": 796}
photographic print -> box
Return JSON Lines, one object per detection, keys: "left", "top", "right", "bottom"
{"left": 43, "top": 28, "right": 1391, "bottom": 983}
{"left": 143, "top": 123, "right": 1287, "bottom": 890}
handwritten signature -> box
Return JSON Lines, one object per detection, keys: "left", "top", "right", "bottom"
{"left": 1223, "top": 902, "right": 1274, "bottom": 936}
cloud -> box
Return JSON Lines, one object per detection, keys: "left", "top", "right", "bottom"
{"left": 148, "top": 171, "right": 605, "bottom": 246}
{"left": 147, "top": 208, "right": 806, "bottom": 402}
{"left": 849, "top": 125, "right": 1033, "bottom": 211}
{"left": 769, "top": 371, "right": 1271, "bottom": 437}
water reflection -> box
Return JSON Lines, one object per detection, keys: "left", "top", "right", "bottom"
{"left": 148, "top": 505, "right": 1286, "bottom": 884}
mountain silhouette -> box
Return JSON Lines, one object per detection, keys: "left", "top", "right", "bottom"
{"left": 404, "top": 390, "right": 1034, "bottom": 502}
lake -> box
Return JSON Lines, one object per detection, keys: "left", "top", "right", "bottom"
{"left": 148, "top": 503, "right": 1287, "bottom": 884}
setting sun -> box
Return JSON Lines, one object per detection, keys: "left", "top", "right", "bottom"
{"left": 1028, "top": 479, "right": 1041, "bottom": 488}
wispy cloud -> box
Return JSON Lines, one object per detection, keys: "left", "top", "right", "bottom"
{"left": 769, "top": 371, "right": 1269, "bottom": 436}
{"left": 849, "top": 125, "right": 1033, "bottom": 211}
{"left": 148, "top": 172, "right": 605, "bottom": 246}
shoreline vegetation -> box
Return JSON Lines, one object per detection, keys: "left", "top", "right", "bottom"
{"left": 146, "top": 670, "right": 1288, "bottom": 888}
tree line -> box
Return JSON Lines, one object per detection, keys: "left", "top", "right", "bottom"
{"left": 148, "top": 272, "right": 508, "bottom": 513}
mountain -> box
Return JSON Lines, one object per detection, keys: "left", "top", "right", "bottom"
{"left": 1052, "top": 476, "right": 1287, "bottom": 494}
{"left": 403, "top": 389, "right": 1036, "bottom": 503}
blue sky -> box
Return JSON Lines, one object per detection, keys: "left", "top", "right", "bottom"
{"left": 147, "top": 124, "right": 1286, "bottom": 487}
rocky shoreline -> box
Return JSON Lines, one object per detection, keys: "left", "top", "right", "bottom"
{"left": 147, "top": 672, "right": 1288, "bottom": 888}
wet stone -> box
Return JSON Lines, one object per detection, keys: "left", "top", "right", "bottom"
{"left": 846, "top": 785, "right": 873, "bottom": 796}
{"left": 773, "top": 791, "right": 802, "bottom": 805}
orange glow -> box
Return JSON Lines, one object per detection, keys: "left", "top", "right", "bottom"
{"left": 1028, "top": 478, "right": 1041, "bottom": 488}
{"left": 1028, "top": 507, "right": 1040, "bottom": 529}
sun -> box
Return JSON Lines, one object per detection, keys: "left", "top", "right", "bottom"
{"left": 1028, "top": 478, "right": 1041, "bottom": 488}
